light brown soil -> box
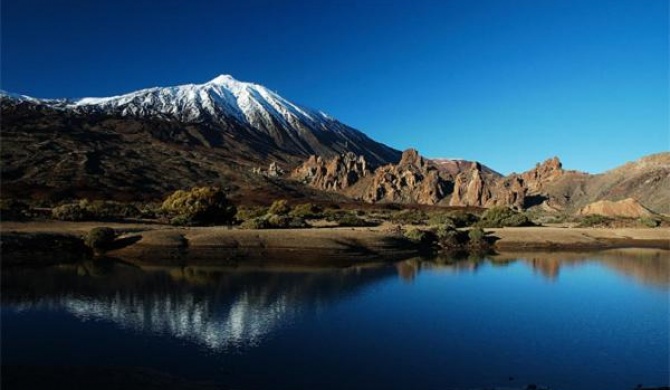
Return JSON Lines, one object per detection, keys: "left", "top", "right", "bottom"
{"left": 2, "top": 221, "right": 668, "bottom": 266}
{"left": 488, "top": 226, "right": 669, "bottom": 250}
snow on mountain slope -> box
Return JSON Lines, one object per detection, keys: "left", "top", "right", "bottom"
{"left": 0, "top": 75, "right": 400, "bottom": 165}
{"left": 68, "top": 75, "right": 330, "bottom": 128}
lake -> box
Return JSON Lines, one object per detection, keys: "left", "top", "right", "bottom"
{"left": 2, "top": 250, "right": 668, "bottom": 390}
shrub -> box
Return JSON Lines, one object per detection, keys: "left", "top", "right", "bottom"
{"left": 336, "top": 214, "right": 371, "bottom": 227}
{"left": 390, "top": 209, "right": 427, "bottom": 225}
{"left": 85, "top": 227, "right": 116, "bottom": 252}
{"left": 446, "top": 210, "right": 480, "bottom": 227}
{"left": 52, "top": 203, "right": 91, "bottom": 221}
{"left": 85, "top": 200, "right": 141, "bottom": 221}
{"left": 577, "top": 214, "right": 613, "bottom": 228}
{"left": 639, "top": 217, "right": 660, "bottom": 228}
{"left": 468, "top": 227, "right": 487, "bottom": 247}
{"left": 476, "top": 206, "right": 532, "bottom": 228}
{"left": 428, "top": 212, "right": 457, "bottom": 229}
{"left": 267, "top": 214, "right": 308, "bottom": 229}
{"left": 323, "top": 208, "right": 347, "bottom": 221}
{"left": 235, "top": 206, "right": 269, "bottom": 222}
{"left": 170, "top": 215, "right": 195, "bottom": 226}
{"left": 268, "top": 199, "right": 290, "bottom": 216}
{"left": 435, "top": 225, "right": 467, "bottom": 248}
{"left": 403, "top": 227, "right": 428, "bottom": 243}
{"left": 161, "top": 187, "right": 236, "bottom": 226}
{"left": 289, "top": 203, "right": 323, "bottom": 219}
{"left": 239, "top": 217, "right": 271, "bottom": 229}
{"left": 403, "top": 227, "right": 436, "bottom": 246}
{"left": 0, "top": 199, "right": 29, "bottom": 221}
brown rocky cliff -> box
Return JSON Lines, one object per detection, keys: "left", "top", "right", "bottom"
{"left": 449, "top": 157, "right": 564, "bottom": 209}
{"left": 519, "top": 157, "right": 564, "bottom": 193}
{"left": 291, "top": 152, "right": 369, "bottom": 191}
{"left": 361, "top": 149, "right": 450, "bottom": 205}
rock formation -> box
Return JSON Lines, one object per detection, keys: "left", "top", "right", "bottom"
{"left": 449, "top": 157, "right": 565, "bottom": 209}
{"left": 361, "top": 149, "right": 451, "bottom": 205}
{"left": 291, "top": 150, "right": 669, "bottom": 215}
{"left": 291, "top": 152, "right": 369, "bottom": 191}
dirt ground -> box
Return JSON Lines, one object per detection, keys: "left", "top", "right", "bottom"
{"left": 2, "top": 221, "right": 668, "bottom": 249}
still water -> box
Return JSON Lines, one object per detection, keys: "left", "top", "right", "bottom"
{"left": 2, "top": 250, "right": 669, "bottom": 390}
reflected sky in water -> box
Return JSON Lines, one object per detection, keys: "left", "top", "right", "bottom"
{"left": 2, "top": 250, "right": 668, "bottom": 390}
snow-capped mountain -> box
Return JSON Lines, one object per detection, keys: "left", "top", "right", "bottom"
{"left": 0, "top": 75, "right": 400, "bottom": 165}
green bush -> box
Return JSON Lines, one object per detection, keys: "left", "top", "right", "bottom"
{"left": 390, "top": 209, "right": 427, "bottom": 225}
{"left": 445, "top": 210, "right": 480, "bottom": 227}
{"left": 235, "top": 206, "right": 269, "bottom": 222}
{"left": 336, "top": 214, "right": 371, "bottom": 227}
{"left": 639, "top": 217, "right": 660, "bottom": 228}
{"left": 403, "top": 227, "right": 428, "bottom": 243}
{"left": 85, "top": 227, "right": 116, "bottom": 252}
{"left": 52, "top": 203, "right": 91, "bottom": 221}
{"left": 267, "top": 214, "right": 308, "bottom": 229}
{"left": 476, "top": 206, "right": 532, "bottom": 228}
{"left": 428, "top": 212, "right": 457, "bottom": 229}
{"left": 468, "top": 227, "right": 487, "bottom": 247}
{"left": 162, "top": 187, "right": 236, "bottom": 226}
{"left": 577, "top": 214, "right": 613, "bottom": 228}
{"left": 289, "top": 203, "right": 323, "bottom": 219}
{"left": 435, "top": 225, "right": 467, "bottom": 248}
{"left": 239, "top": 217, "right": 271, "bottom": 229}
{"left": 85, "top": 200, "right": 141, "bottom": 220}
{"left": 323, "top": 208, "right": 347, "bottom": 221}
{"left": 268, "top": 199, "right": 291, "bottom": 216}
{"left": 403, "top": 227, "right": 437, "bottom": 246}
{"left": 170, "top": 215, "right": 194, "bottom": 226}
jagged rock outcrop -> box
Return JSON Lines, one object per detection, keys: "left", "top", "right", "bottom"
{"left": 251, "top": 162, "right": 285, "bottom": 177}
{"left": 449, "top": 157, "right": 565, "bottom": 209}
{"left": 291, "top": 152, "right": 369, "bottom": 191}
{"left": 518, "top": 156, "right": 564, "bottom": 193}
{"left": 292, "top": 149, "right": 669, "bottom": 215}
{"left": 362, "top": 149, "right": 450, "bottom": 205}
{"left": 578, "top": 198, "right": 656, "bottom": 218}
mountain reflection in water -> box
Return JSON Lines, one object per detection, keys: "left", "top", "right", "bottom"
{"left": 2, "top": 249, "right": 668, "bottom": 353}
{"left": 2, "top": 263, "right": 397, "bottom": 351}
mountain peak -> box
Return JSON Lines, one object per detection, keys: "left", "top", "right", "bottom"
{"left": 208, "top": 74, "right": 239, "bottom": 85}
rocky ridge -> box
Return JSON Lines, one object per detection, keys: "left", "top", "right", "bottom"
{"left": 293, "top": 150, "right": 669, "bottom": 214}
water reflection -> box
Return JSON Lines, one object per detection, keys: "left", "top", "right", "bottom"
{"left": 2, "top": 249, "right": 667, "bottom": 352}
{"left": 2, "top": 263, "right": 396, "bottom": 351}
{"left": 395, "top": 249, "right": 670, "bottom": 287}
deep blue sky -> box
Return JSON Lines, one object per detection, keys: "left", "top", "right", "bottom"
{"left": 2, "top": 0, "right": 667, "bottom": 174}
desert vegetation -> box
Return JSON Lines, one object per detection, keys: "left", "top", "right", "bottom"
{"left": 238, "top": 200, "right": 309, "bottom": 229}
{"left": 161, "top": 187, "right": 236, "bottom": 226}
{"left": 84, "top": 227, "right": 116, "bottom": 253}
{"left": 475, "top": 206, "right": 533, "bottom": 228}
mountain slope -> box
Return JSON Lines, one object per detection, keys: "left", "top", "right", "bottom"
{"left": 1, "top": 75, "right": 400, "bottom": 166}
{"left": 0, "top": 76, "right": 400, "bottom": 202}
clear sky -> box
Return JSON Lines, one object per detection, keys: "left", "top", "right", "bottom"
{"left": 2, "top": 0, "right": 667, "bottom": 174}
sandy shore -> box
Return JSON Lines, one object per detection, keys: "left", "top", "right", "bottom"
{"left": 1, "top": 221, "right": 668, "bottom": 266}
{"left": 488, "top": 226, "right": 669, "bottom": 250}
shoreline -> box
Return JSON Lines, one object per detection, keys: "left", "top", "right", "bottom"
{"left": 1, "top": 221, "right": 668, "bottom": 267}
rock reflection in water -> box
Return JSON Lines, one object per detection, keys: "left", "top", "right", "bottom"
{"left": 395, "top": 248, "right": 669, "bottom": 287}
